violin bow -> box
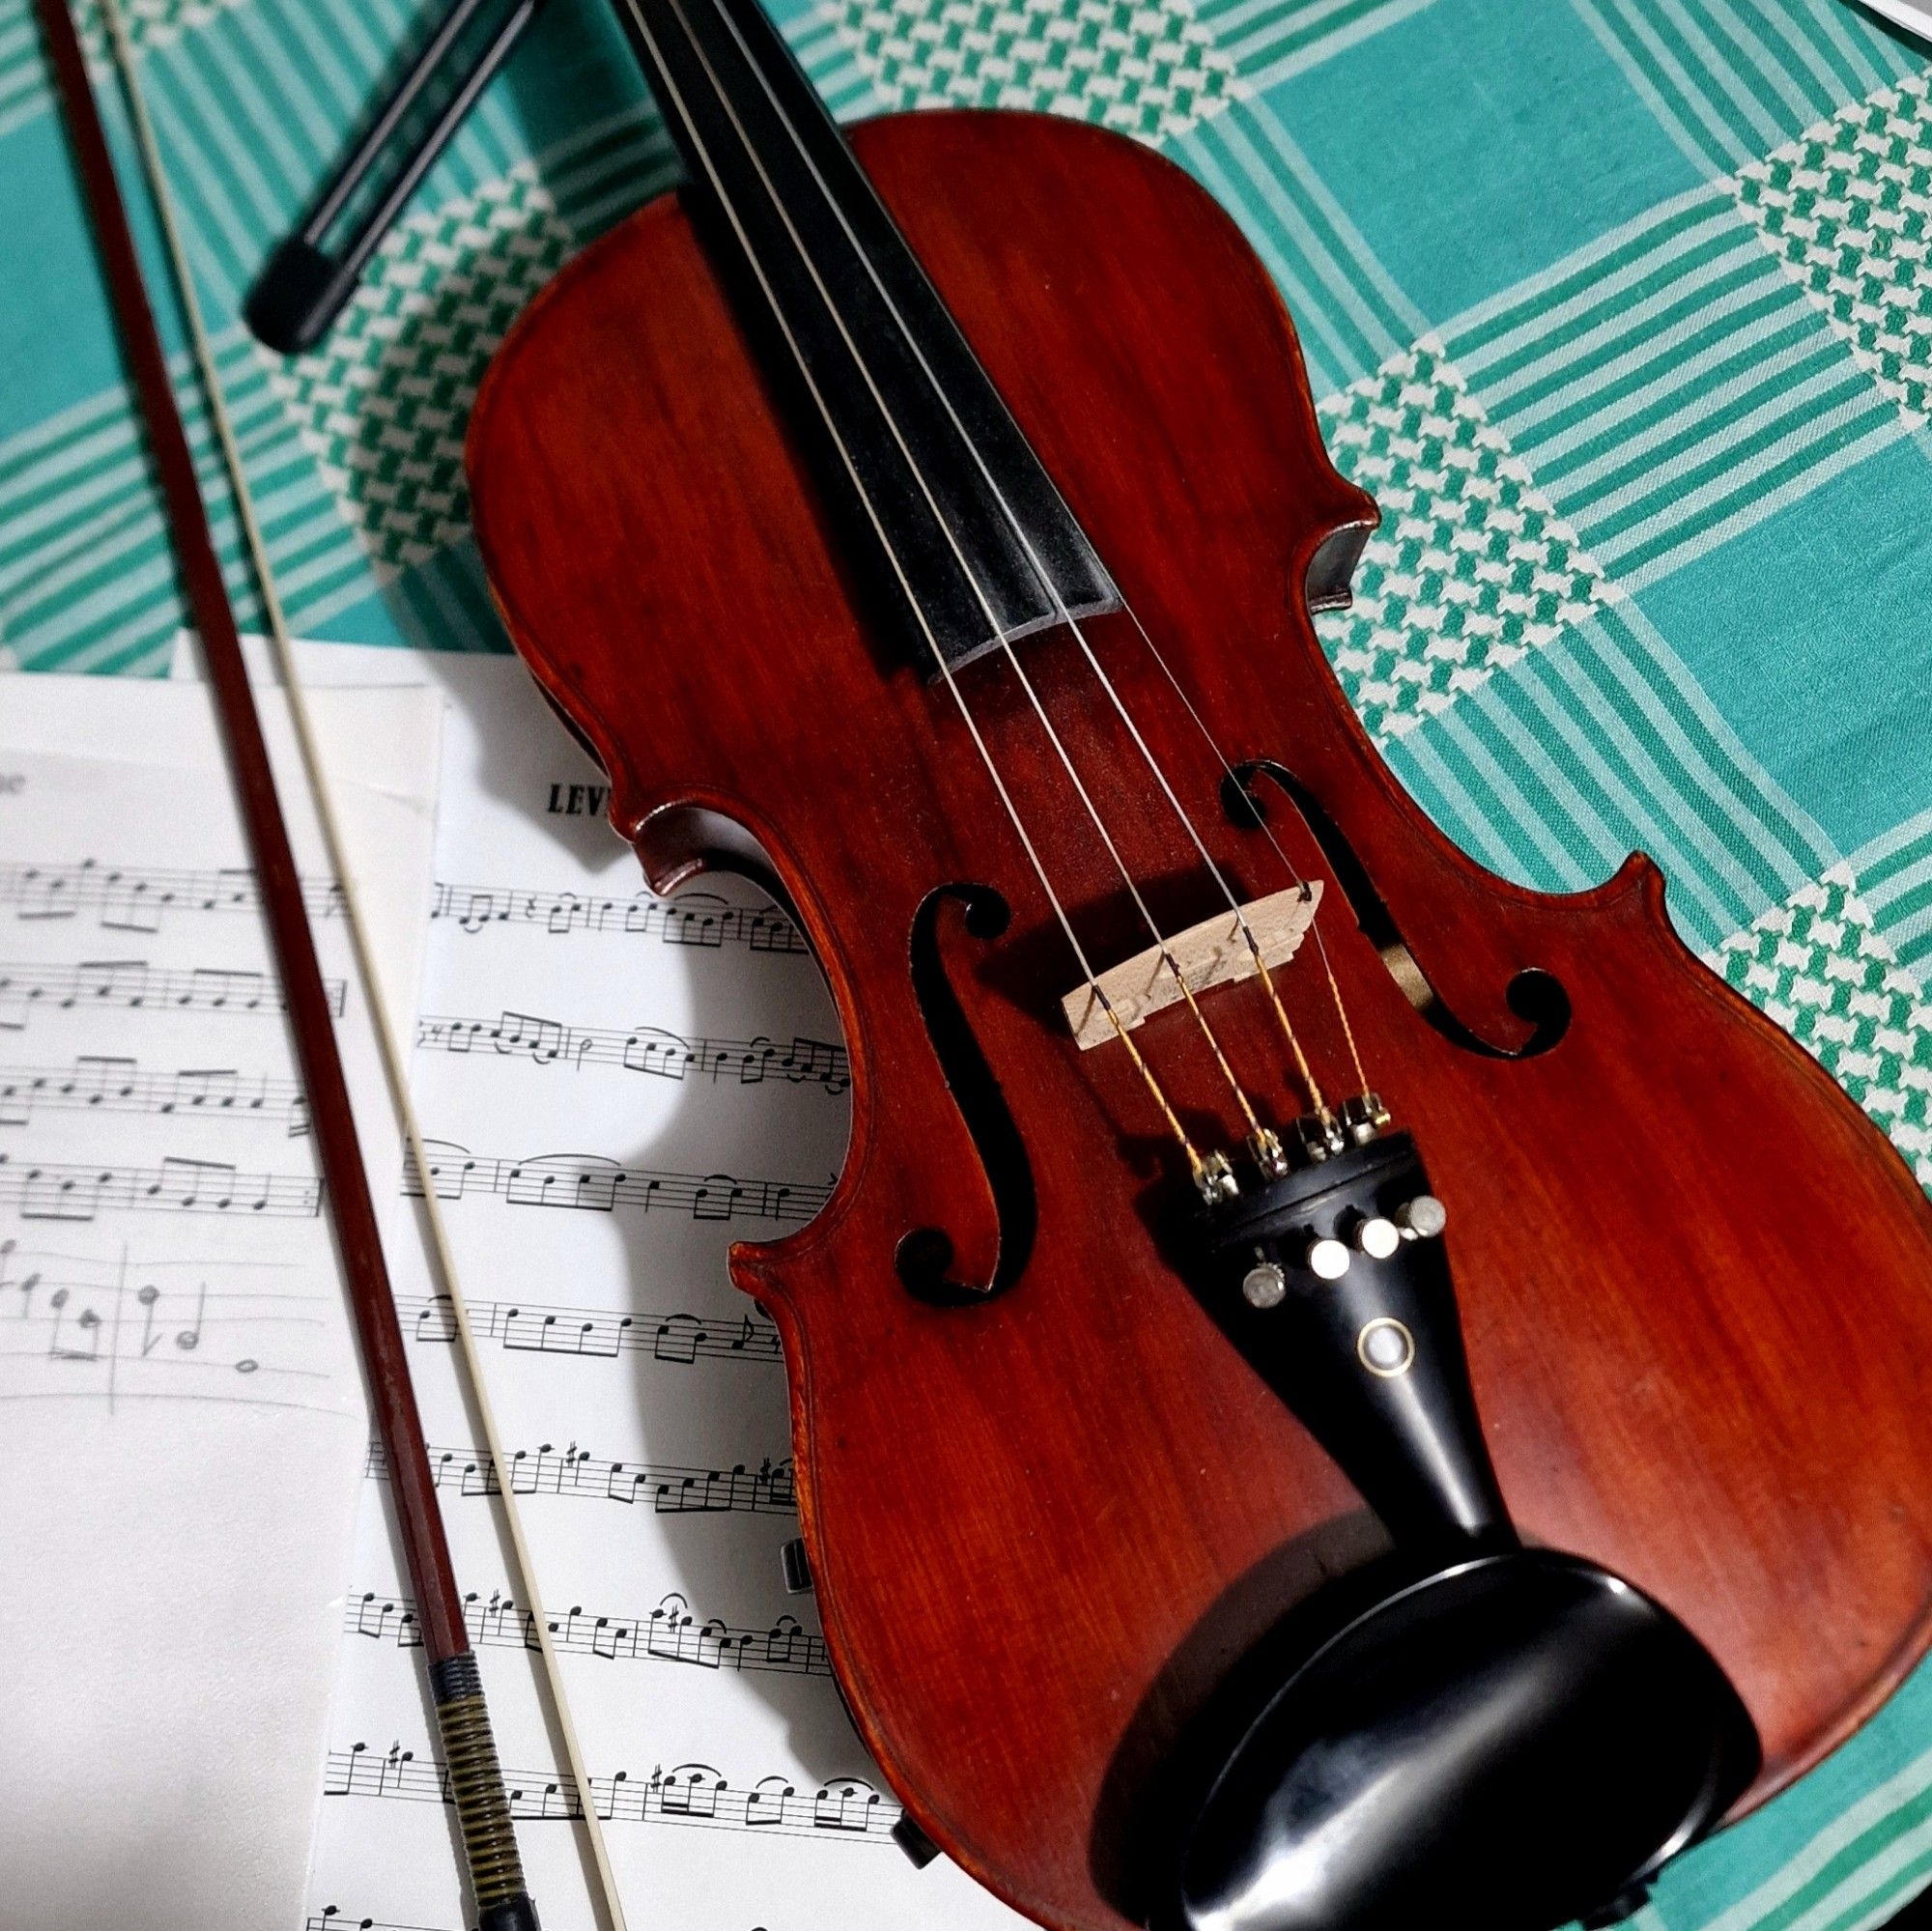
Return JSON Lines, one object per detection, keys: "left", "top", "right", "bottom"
{"left": 28, "top": 3, "right": 617, "bottom": 1925}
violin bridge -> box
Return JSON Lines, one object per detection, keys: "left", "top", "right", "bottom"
{"left": 1063, "top": 883, "right": 1323, "bottom": 1050}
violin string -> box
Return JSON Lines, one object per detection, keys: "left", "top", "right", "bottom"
{"left": 616, "top": 0, "right": 1213, "bottom": 1184}
{"left": 685, "top": 0, "right": 1360, "bottom": 1123}
{"left": 646, "top": 0, "right": 1284, "bottom": 1150}
{"left": 1114, "top": 608, "right": 1373, "bottom": 1097}
{"left": 626, "top": 0, "right": 1257, "bottom": 1154}
{"left": 90, "top": 8, "right": 635, "bottom": 1924}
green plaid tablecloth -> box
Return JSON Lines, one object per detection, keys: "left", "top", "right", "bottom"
{"left": 6, "top": 0, "right": 1932, "bottom": 1924}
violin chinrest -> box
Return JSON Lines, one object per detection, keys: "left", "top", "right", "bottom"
{"left": 1162, "top": 1549, "right": 1758, "bottom": 1931}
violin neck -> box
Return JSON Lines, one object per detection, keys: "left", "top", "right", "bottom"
{"left": 611, "top": 0, "right": 1119, "bottom": 672}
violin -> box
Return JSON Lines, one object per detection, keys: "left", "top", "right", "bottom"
{"left": 463, "top": 3, "right": 1932, "bottom": 1925}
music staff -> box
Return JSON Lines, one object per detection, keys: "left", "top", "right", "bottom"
{"left": 404, "top": 1292, "right": 781, "bottom": 1367}
{"left": 364, "top": 1435, "right": 797, "bottom": 1517}
{"left": 0, "top": 1057, "right": 308, "bottom": 1136}
{"left": 0, "top": 858, "right": 342, "bottom": 929}
{"left": 432, "top": 880, "right": 806, "bottom": 953}
{"left": 347, "top": 1584, "right": 830, "bottom": 1678}
{"left": 406, "top": 1139, "right": 830, "bottom": 1225}
{"left": 324, "top": 1740, "right": 895, "bottom": 1842}
{"left": 0, "top": 959, "right": 345, "bottom": 1031}
{"left": 0, "top": 1151, "right": 322, "bottom": 1222}
{"left": 0, "top": 865, "right": 808, "bottom": 949}
{"left": 416, "top": 1009, "right": 848, "bottom": 1095}
{"left": 1, "top": 1239, "right": 331, "bottom": 1407}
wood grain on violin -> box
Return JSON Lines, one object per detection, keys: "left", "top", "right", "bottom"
{"left": 469, "top": 106, "right": 1932, "bottom": 1931}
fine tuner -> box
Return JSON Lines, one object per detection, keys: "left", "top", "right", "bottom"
{"left": 1190, "top": 1090, "right": 1393, "bottom": 1210}
{"left": 1239, "top": 1192, "right": 1440, "bottom": 1308}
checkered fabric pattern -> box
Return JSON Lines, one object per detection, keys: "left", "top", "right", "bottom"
{"left": 6, "top": 0, "right": 1932, "bottom": 1924}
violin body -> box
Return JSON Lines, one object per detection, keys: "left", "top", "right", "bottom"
{"left": 469, "top": 109, "right": 1932, "bottom": 1931}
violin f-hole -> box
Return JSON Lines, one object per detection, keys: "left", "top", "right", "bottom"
{"left": 895, "top": 883, "right": 1037, "bottom": 1303}
{"left": 1226, "top": 761, "right": 1570, "bottom": 1060}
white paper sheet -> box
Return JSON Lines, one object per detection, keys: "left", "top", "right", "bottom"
{"left": 1855, "top": 0, "right": 1932, "bottom": 40}
{"left": 0, "top": 682, "right": 442, "bottom": 1931}
{"left": 167, "top": 640, "right": 1025, "bottom": 1931}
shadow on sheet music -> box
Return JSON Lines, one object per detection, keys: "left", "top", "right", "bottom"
{"left": 372, "top": 661, "right": 869, "bottom": 1834}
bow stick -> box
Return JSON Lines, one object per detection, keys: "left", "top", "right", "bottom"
{"left": 30, "top": 4, "right": 577, "bottom": 1925}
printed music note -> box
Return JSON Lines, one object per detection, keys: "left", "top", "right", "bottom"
{"left": 763, "top": 1617, "right": 817, "bottom": 1673}
{"left": 503, "top": 1154, "right": 624, "bottom": 1213}
{"left": 812, "top": 1779, "right": 885, "bottom": 1834}
{"left": 622, "top": 1026, "right": 689, "bottom": 1079}
{"left": 14, "top": 1159, "right": 103, "bottom": 1222}
{"left": 169, "top": 1066, "right": 239, "bottom": 1115}
{"left": 0, "top": 1072, "right": 26, "bottom": 1127}
{"left": 658, "top": 1764, "right": 724, "bottom": 1819}
{"left": 412, "top": 1298, "right": 460, "bottom": 1345}
{"left": 75, "top": 1055, "right": 140, "bottom": 1106}
{"left": 1, "top": 1238, "right": 40, "bottom": 1316}
{"left": 745, "top": 909, "right": 803, "bottom": 954}
{"left": 187, "top": 968, "right": 270, "bottom": 1012}
{"left": 57, "top": 1302, "right": 103, "bottom": 1362}
{"left": 157, "top": 1157, "right": 235, "bottom": 1211}
{"left": 354, "top": 1594, "right": 405, "bottom": 1643}
{"left": 652, "top": 1313, "right": 705, "bottom": 1364}
{"left": 498, "top": 1011, "right": 564, "bottom": 1062}
{"left": 408, "top": 1141, "right": 477, "bottom": 1201}
{"left": 11, "top": 865, "right": 78, "bottom": 923}
{"left": 691, "top": 1175, "right": 745, "bottom": 1222}
{"left": 175, "top": 1281, "right": 207, "bottom": 1352}
{"left": 377, "top": 1743, "right": 414, "bottom": 1800}
{"left": 747, "top": 1775, "right": 795, "bottom": 1829}
{"left": 325, "top": 1742, "right": 367, "bottom": 1799}
{"left": 781, "top": 1036, "right": 848, "bottom": 1094}
{"left": 135, "top": 1283, "right": 161, "bottom": 1355}
{"left": 501, "top": 1307, "right": 623, "bottom": 1358}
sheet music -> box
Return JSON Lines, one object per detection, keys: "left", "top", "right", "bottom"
{"left": 0, "top": 685, "right": 443, "bottom": 1931}
{"left": 167, "top": 645, "right": 1024, "bottom": 1931}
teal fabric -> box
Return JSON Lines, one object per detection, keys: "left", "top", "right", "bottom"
{"left": 5, "top": 1, "right": 1932, "bottom": 1925}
